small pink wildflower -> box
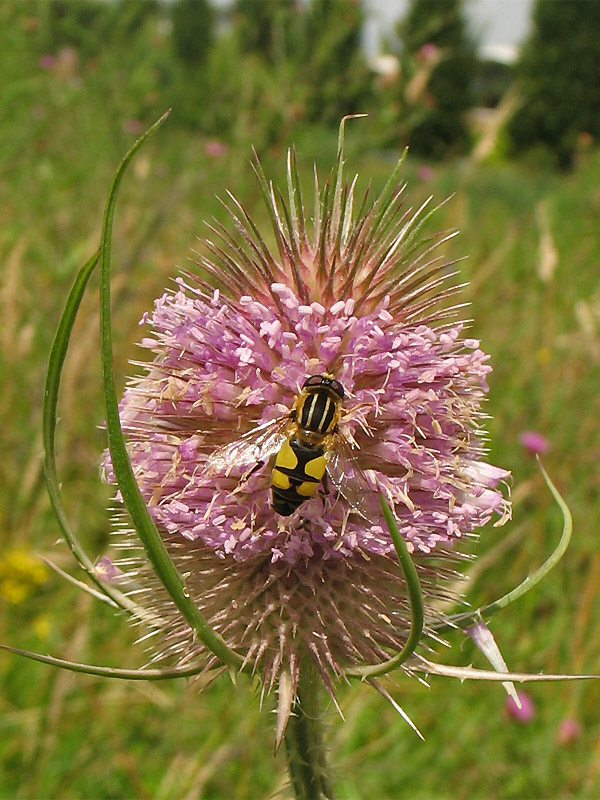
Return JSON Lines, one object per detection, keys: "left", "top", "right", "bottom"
{"left": 123, "top": 119, "right": 144, "bottom": 136}
{"left": 94, "top": 556, "right": 123, "bottom": 582}
{"left": 38, "top": 54, "right": 55, "bottom": 70}
{"left": 104, "top": 130, "right": 510, "bottom": 705}
{"left": 204, "top": 139, "right": 229, "bottom": 158}
{"left": 506, "top": 692, "right": 535, "bottom": 723}
{"left": 557, "top": 717, "right": 581, "bottom": 745}
{"left": 419, "top": 42, "right": 439, "bottom": 62}
{"left": 417, "top": 165, "right": 435, "bottom": 183}
{"left": 520, "top": 430, "right": 550, "bottom": 455}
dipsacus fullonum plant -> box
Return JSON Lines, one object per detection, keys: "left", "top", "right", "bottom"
{"left": 9, "top": 115, "right": 589, "bottom": 800}
{"left": 103, "top": 119, "right": 510, "bottom": 721}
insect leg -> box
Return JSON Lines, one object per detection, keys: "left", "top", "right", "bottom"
{"left": 319, "top": 471, "right": 331, "bottom": 512}
{"left": 232, "top": 460, "right": 264, "bottom": 494}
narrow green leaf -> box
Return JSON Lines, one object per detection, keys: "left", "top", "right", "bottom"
{"left": 0, "top": 643, "right": 206, "bottom": 681}
{"left": 483, "top": 459, "right": 572, "bottom": 615}
{"left": 43, "top": 251, "right": 98, "bottom": 571}
{"left": 98, "top": 111, "right": 243, "bottom": 670}
{"left": 344, "top": 494, "right": 424, "bottom": 678}
{"left": 40, "top": 554, "right": 119, "bottom": 607}
{"left": 42, "top": 249, "right": 136, "bottom": 613}
{"left": 445, "top": 459, "right": 573, "bottom": 629}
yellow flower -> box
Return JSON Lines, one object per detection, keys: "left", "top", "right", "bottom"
{"left": 0, "top": 548, "right": 47, "bottom": 604}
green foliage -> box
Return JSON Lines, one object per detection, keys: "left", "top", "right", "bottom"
{"left": 292, "top": 0, "right": 372, "bottom": 124}
{"left": 171, "top": 0, "right": 215, "bottom": 66}
{"left": 167, "top": 0, "right": 216, "bottom": 129}
{"left": 40, "top": 0, "right": 160, "bottom": 58}
{"left": 230, "top": 0, "right": 373, "bottom": 127}
{"left": 21, "top": 0, "right": 374, "bottom": 148}
{"left": 508, "top": 0, "right": 600, "bottom": 169}
{"left": 233, "top": 0, "right": 291, "bottom": 59}
{"left": 395, "top": 0, "right": 478, "bottom": 158}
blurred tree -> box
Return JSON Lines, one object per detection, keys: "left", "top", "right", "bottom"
{"left": 171, "top": 0, "right": 215, "bottom": 66}
{"left": 474, "top": 58, "right": 513, "bottom": 109}
{"left": 395, "top": 0, "right": 477, "bottom": 159}
{"left": 229, "top": 0, "right": 372, "bottom": 127}
{"left": 169, "top": 0, "right": 216, "bottom": 128}
{"left": 232, "top": 0, "right": 296, "bottom": 61}
{"left": 507, "top": 0, "right": 600, "bottom": 169}
{"left": 293, "top": 0, "right": 372, "bottom": 124}
{"left": 41, "top": 0, "right": 159, "bottom": 58}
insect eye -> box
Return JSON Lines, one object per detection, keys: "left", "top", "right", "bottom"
{"left": 302, "top": 375, "right": 323, "bottom": 389}
{"left": 330, "top": 380, "right": 344, "bottom": 399}
{"left": 301, "top": 374, "right": 345, "bottom": 400}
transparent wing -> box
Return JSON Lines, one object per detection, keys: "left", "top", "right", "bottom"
{"left": 206, "top": 415, "right": 292, "bottom": 474}
{"left": 326, "top": 434, "right": 379, "bottom": 523}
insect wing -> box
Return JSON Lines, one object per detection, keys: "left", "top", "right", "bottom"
{"left": 206, "top": 415, "right": 292, "bottom": 474}
{"left": 326, "top": 434, "right": 378, "bottom": 523}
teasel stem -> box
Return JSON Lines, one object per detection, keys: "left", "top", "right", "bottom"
{"left": 284, "top": 659, "right": 334, "bottom": 800}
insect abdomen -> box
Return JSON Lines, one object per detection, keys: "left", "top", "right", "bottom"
{"left": 271, "top": 438, "right": 326, "bottom": 516}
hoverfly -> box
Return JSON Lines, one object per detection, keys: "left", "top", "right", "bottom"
{"left": 207, "top": 374, "right": 374, "bottom": 520}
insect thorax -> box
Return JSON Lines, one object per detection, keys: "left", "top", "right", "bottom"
{"left": 295, "top": 386, "right": 341, "bottom": 438}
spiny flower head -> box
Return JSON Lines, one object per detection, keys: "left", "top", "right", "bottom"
{"left": 104, "top": 122, "right": 510, "bottom": 709}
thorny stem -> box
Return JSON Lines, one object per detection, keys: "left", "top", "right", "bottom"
{"left": 284, "top": 660, "right": 334, "bottom": 800}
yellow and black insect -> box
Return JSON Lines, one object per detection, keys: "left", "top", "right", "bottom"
{"left": 207, "top": 374, "right": 373, "bottom": 519}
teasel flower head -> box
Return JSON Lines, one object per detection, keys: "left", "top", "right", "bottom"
{"left": 104, "top": 120, "right": 510, "bottom": 724}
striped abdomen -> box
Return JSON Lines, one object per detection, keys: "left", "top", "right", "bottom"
{"left": 271, "top": 438, "right": 327, "bottom": 516}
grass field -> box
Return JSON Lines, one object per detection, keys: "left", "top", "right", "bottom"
{"left": 1, "top": 4, "right": 600, "bottom": 798}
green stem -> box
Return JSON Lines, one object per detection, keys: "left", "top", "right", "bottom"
{"left": 284, "top": 661, "right": 334, "bottom": 800}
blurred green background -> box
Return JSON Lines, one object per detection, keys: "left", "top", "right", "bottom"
{"left": 1, "top": 1, "right": 600, "bottom": 797}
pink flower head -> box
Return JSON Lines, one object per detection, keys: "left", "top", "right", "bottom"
{"left": 105, "top": 128, "right": 510, "bottom": 703}
{"left": 417, "top": 165, "right": 435, "bottom": 183}
{"left": 123, "top": 119, "right": 144, "bottom": 136}
{"left": 557, "top": 717, "right": 581, "bottom": 745}
{"left": 94, "top": 556, "right": 123, "bottom": 582}
{"left": 419, "top": 42, "right": 439, "bottom": 62}
{"left": 204, "top": 139, "right": 229, "bottom": 158}
{"left": 519, "top": 430, "right": 550, "bottom": 455}
{"left": 38, "top": 54, "right": 56, "bottom": 70}
{"left": 506, "top": 691, "right": 535, "bottom": 723}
